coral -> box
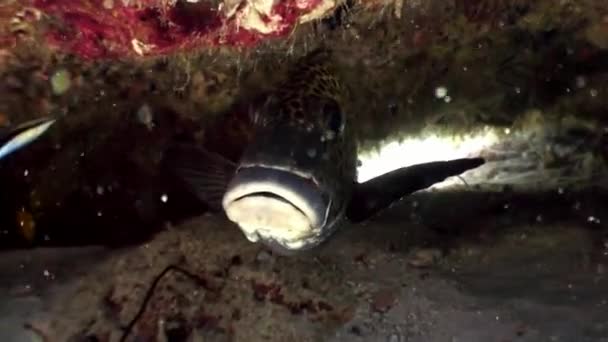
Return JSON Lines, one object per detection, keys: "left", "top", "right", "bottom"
{"left": 32, "top": 0, "right": 338, "bottom": 60}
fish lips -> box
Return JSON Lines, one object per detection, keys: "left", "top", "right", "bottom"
{"left": 221, "top": 166, "right": 331, "bottom": 251}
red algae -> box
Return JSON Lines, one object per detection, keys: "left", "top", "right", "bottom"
{"left": 33, "top": 0, "right": 329, "bottom": 60}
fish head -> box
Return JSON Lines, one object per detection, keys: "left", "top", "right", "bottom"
{"left": 222, "top": 96, "right": 352, "bottom": 253}
{"left": 167, "top": 48, "right": 359, "bottom": 254}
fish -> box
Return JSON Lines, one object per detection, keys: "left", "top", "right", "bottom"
{"left": 164, "top": 48, "right": 485, "bottom": 254}
{"left": 0, "top": 116, "right": 56, "bottom": 161}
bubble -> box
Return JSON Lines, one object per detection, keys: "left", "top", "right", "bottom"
{"left": 307, "top": 148, "right": 317, "bottom": 158}
{"left": 575, "top": 76, "right": 586, "bottom": 88}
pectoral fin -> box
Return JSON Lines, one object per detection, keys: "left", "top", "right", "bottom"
{"left": 163, "top": 143, "right": 238, "bottom": 211}
{"left": 346, "top": 157, "right": 485, "bottom": 223}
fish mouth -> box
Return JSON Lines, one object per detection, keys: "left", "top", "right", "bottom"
{"left": 221, "top": 166, "right": 330, "bottom": 251}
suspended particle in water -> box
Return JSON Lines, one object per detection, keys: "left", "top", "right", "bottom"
{"left": 43, "top": 269, "right": 51, "bottom": 278}
{"left": 161, "top": 194, "right": 168, "bottom": 203}
{"left": 307, "top": 148, "right": 317, "bottom": 158}
{"left": 136, "top": 104, "right": 154, "bottom": 130}
{"left": 575, "top": 76, "right": 586, "bottom": 88}
{"left": 17, "top": 208, "right": 35, "bottom": 243}
{"left": 434, "top": 86, "right": 447, "bottom": 99}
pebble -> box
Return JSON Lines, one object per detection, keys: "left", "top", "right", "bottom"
{"left": 387, "top": 333, "right": 402, "bottom": 342}
{"left": 256, "top": 250, "right": 272, "bottom": 262}
{"left": 407, "top": 248, "right": 442, "bottom": 268}
{"left": 371, "top": 288, "right": 397, "bottom": 313}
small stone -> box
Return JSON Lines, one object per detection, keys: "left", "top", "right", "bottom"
{"left": 407, "top": 248, "right": 442, "bottom": 268}
{"left": 256, "top": 250, "right": 272, "bottom": 262}
{"left": 371, "top": 288, "right": 397, "bottom": 313}
{"left": 349, "top": 325, "right": 362, "bottom": 336}
{"left": 387, "top": 333, "right": 402, "bottom": 342}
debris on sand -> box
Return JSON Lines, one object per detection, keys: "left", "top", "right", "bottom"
{"left": 370, "top": 288, "right": 398, "bottom": 313}
{"left": 406, "top": 248, "right": 442, "bottom": 268}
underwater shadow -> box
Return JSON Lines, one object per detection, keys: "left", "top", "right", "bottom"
{"left": 336, "top": 186, "right": 608, "bottom": 255}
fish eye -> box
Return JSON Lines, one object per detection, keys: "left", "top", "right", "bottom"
{"left": 322, "top": 99, "right": 343, "bottom": 134}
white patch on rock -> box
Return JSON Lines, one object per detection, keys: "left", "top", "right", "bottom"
{"left": 131, "top": 38, "right": 154, "bottom": 56}
{"left": 223, "top": 0, "right": 284, "bottom": 34}
{"left": 221, "top": 0, "right": 339, "bottom": 34}
{"left": 299, "top": 0, "right": 343, "bottom": 24}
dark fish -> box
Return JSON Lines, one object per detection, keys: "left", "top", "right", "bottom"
{"left": 0, "top": 116, "right": 56, "bottom": 161}
{"left": 165, "top": 48, "right": 485, "bottom": 254}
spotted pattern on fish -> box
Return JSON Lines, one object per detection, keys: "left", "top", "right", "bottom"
{"left": 271, "top": 48, "right": 344, "bottom": 128}
{"left": 256, "top": 47, "right": 357, "bottom": 224}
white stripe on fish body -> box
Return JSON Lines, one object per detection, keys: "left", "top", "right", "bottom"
{"left": 0, "top": 118, "right": 56, "bottom": 160}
